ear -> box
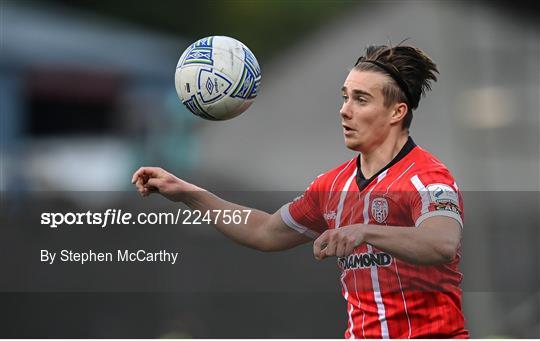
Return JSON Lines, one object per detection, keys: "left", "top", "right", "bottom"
{"left": 390, "top": 102, "right": 408, "bottom": 125}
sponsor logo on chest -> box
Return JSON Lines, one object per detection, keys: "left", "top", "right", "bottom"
{"left": 338, "top": 252, "right": 393, "bottom": 270}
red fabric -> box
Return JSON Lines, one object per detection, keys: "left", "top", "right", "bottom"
{"left": 284, "top": 146, "right": 469, "bottom": 338}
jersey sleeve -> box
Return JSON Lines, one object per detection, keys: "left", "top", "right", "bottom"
{"left": 409, "top": 169, "right": 464, "bottom": 228}
{"left": 279, "top": 174, "right": 327, "bottom": 239}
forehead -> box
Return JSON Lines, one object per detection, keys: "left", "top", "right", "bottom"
{"left": 342, "top": 70, "right": 389, "bottom": 94}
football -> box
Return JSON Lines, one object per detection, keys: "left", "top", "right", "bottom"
{"left": 175, "top": 36, "right": 261, "bottom": 120}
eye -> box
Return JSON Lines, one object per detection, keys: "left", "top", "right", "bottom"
{"left": 355, "top": 97, "right": 367, "bottom": 103}
{"left": 341, "top": 94, "right": 348, "bottom": 102}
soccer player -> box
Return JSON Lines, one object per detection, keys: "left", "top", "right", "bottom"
{"left": 132, "top": 45, "right": 469, "bottom": 338}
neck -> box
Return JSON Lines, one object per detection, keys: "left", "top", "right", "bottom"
{"left": 360, "top": 131, "right": 409, "bottom": 179}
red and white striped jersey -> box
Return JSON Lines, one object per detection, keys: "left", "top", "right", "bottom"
{"left": 280, "top": 138, "right": 469, "bottom": 338}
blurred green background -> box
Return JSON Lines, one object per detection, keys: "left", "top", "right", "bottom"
{"left": 51, "top": 0, "right": 350, "bottom": 60}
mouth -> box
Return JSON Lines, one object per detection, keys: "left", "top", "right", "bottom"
{"left": 342, "top": 124, "right": 355, "bottom": 135}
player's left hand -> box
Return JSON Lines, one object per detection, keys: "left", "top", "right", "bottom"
{"left": 313, "top": 225, "right": 366, "bottom": 260}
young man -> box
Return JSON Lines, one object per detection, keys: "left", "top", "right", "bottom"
{"left": 132, "top": 45, "right": 468, "bottom": 338}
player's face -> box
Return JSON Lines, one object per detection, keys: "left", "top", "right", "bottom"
{"left": 340, "top": 70, "right": 395, "bottom": 152}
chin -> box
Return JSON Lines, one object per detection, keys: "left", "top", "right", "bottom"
{"left": 344, "top": 138, "right": 362, "bottom": 152}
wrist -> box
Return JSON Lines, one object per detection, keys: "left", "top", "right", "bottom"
{"left": 356, "top": 224, "right": 366, "bottom": 246}
{"left": 355, "top": 224, "right": 370, "bottom": 245}
{"left": 177, "top": 183, "right": 206, "bottom": 204}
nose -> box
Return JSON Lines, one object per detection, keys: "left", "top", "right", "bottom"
{"left": 340, "top": 101, "right": 352, "bottom": 120}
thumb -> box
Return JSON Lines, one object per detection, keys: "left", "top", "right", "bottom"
{"left": 313, "top": 233, "right": 329, "bottom": 261}
{"left": 314, "top": 245, "right": 328, "bottom": 261}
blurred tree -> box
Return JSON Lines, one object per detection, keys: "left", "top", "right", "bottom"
{"left": 48, "top": 0, "right": 353, "bottom": 61}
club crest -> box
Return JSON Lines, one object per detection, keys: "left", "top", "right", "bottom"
{"left": 371, "top": 197, "right": 389, "bottom": 223}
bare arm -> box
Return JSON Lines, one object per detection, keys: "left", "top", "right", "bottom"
{"left": 313, "top": 216, "right": 461, "bottom": 265}
{"left": 132, "top": 167, "right": 311, "bottom": 252}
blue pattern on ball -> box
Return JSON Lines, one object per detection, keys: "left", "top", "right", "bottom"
{"left": 183, "top": 95, "right": 218, "bottom": 120}
{"left": 231, "top": 47, "right": 262, "bottom": 100}
{"left": 182, "top": 37, "right": 214, "bottom": 66}
{"left": 197, "top": 68, "right": 233, "bottom": 104}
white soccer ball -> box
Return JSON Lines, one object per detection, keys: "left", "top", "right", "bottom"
{"left": 175, "top": 36, "right": 262, "bottom": 120}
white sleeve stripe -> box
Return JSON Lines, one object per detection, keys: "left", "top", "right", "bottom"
{"left": 326, "top": 159, "right": 354, "bottom": 213}
{"left": 329, "top": 158, "right": 354, "bottom": 193}
{"left": 415, "top": 210, "right": 464, "bottom": 229}
{"left": 410, "top": 175, "right": 430, "bottom": 215}
{"left": 335, "top": 169, "right": 358, "bottom": 228}
{"left": 279, "top": 204, "right": 320, "bottom": 239}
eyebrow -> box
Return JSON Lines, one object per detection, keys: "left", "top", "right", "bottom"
{"left": 341, "top": 86, "right": 373, "bottom": 98}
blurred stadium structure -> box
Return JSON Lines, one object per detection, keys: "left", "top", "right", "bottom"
{"left": 1, "top": 0, "right": 539, "bottom": 338}
{"left": 1, "top": 2, "right": 200, "bottom": 195}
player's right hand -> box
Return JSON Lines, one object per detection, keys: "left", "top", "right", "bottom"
{"left": 131, "top": 167, "right": 195, "bottom": 202}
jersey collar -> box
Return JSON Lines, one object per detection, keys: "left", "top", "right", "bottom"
{"left": 356, "top": 136, "right": 417, "bottom": 191}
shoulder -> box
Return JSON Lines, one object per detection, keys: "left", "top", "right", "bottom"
{"left": 405, "top": 146, "right": 458, "bottom": 181}
{"left": 401, "top": 146, "right": 464, "bottom": 226}
{"left": 406, "top": 145, "right": 461, "bottom": 202}
{"left": 308, "top": 157, "right": 357, "bottom": 191}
